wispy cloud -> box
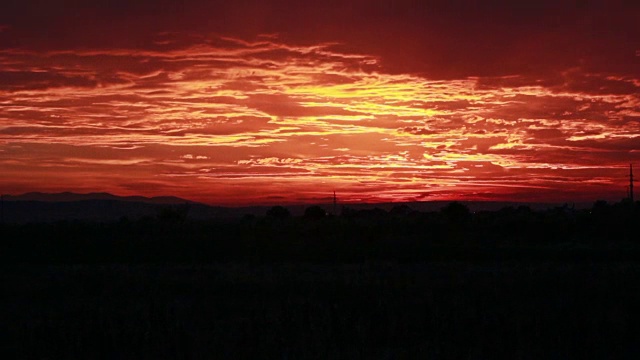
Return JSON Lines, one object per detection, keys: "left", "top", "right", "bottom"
{"left": 0, "top": 32, "right": 638, "bottom": 204}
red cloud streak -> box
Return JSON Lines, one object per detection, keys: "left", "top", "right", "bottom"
{"left": 0, "top": 1, "right": 638, "bottom": 205}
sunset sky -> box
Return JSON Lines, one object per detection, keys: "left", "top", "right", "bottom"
{"left": 1, "top": 1, "right": 639, "bottom": 205}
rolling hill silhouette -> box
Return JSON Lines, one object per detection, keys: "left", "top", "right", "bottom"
{"left": 4, "top": 192, "right": 197, "bottom": 204}
{"left": 1, "top": 191, "right": 596, "bottom": 223}
{"left": 1, "top": 192, "right": 228, "bottom": 223}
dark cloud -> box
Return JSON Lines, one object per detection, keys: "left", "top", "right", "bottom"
{"left": 0, "top": 71, "right": 98, "bottom": 91}
{"left": 558, "top": 73, "right": 640, "bottom": 95}
{"left": 2, "top": 1, "right": 638, "bottom": 80}
{"left": 476, "top": 75, "right": 564, "bottom": 90}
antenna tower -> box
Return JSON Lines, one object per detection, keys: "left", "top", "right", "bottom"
{"left": 630, "top": 164, "right": 634, "bottom": 203}
{"left": 333, "top": 191, "right": 337, "bottom": 216}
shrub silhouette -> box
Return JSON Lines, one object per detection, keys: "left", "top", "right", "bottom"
{"left": 303, "top": 205, "right": 326, "bottom": 219}
{"left": 156, "top": 204, "right": 189, "bottom": 223}
{"left": 440, "top": 202, "right": 471, "bottom": 225}
{"left": 266, "top": 205, "right": 290, "bottom": 219}
{"left": 390, "top": 204, "right": 412, "bottom": 217}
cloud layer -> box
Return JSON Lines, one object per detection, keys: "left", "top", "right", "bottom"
{"left": 0, "top": 1, "right": 638, "bottom": 204}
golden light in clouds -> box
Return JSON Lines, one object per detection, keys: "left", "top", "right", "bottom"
{"left": 1, "top": 1, "right": 639, "bottom": 205}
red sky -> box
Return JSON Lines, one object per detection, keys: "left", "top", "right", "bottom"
{"left": 1, "top": 1, "right": 639, "bottom": 205}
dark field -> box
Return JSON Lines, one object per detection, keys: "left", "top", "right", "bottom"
{"left": 3, "top": 261, "right": 640, "bottom": 359}
{"left": 2, "top": 201, "right": 640, "bottom": 358}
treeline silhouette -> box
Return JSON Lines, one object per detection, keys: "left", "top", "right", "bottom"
{"left": 3, "top": 200, "right": 639, "bottom": 264}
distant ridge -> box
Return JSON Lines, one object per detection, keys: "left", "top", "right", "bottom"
{"left": 4, "top": 192, "right": 198, "bottom": 205}
{"left": 0, "top": 192, "right": 597, "bottom": 224}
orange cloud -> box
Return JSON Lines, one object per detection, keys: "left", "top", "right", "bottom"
{"left": 0, "top": 33, "right": 638, "bottom": 204}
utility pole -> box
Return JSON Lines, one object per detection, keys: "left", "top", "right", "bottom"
{"left": 333, "top": 191, "right": 337, "bottom": 216}
{"left": 630, "top": 164, "right": 635, "bottom": 203}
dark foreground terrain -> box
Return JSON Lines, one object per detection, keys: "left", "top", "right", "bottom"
{"left": 3, "top": 262, "right": 640, "bottom": 359}
{"left": 2, "top": 201, "right": 640, "bottom": 358}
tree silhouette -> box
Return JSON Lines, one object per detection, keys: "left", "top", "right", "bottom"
{"left": 440, "top": 202, "right": 471, "bottom": 225}
{"left": 303, "top": 205, "right": 326, "bottom": 219}
{"left": 266, "top": 205, "right": 290, "bottom": 219}
{"left": 157, "top": 204, "right": 189, "bottom": 224}
{"left": 390, "top": 204, "right": 412, "bottom": 217}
